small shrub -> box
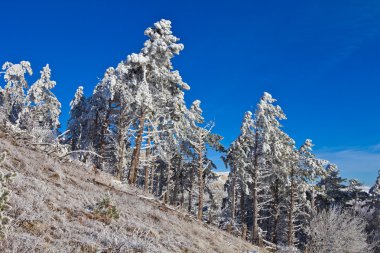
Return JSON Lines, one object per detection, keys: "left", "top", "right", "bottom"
{"left": 92, "top": 194, "right": 120, "bottom": 224}
{"left": 0, "top": 151, "right": 16, "bottom": 239}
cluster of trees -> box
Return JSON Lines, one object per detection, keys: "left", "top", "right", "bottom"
{"left": 65, "top": 20, "right": 224, "bottom": 222}
{"left": 0, "top": 62, "right": 61, "bottom": 141}
{"left": 222, "top": 92, "right": 379, "bottom": 251}
{"left": 0, "top": 19, "right": 379, "bottom": 252}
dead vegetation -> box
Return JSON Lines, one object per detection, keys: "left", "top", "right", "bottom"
{"left": 0, "top": 135, "right": 260, "bottom": 253}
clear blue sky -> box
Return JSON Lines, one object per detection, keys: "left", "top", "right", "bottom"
{"left": 1, "top": 0, "right": 379, "bottom": 185}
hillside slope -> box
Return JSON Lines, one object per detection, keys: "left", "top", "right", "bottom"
{"left": 0, "top": 134, "right": 260, "bottom": 253}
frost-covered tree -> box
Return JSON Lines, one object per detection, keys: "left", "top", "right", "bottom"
{"left": 18, "top": 64, "right": 61, "bottom": 136}
{"left": 370, "top": 170, "right": 380, "bottom": 198}
{"left": 185, "top": 100, "right": 224, "bottom": 221}
{"left": 0, "top": 61, "right": 32, "bottom": 123}
{"left": 317, "top": 164, "right": 348, "bottom": 209}
{"left": 127, "top": 19, "right": 189, "bottom": 185}
{"left": 223, "top": 111, "right": 254, "bottom": 233}
{"left": 250, "top": 92, "right": 286, "bottom": 244}
{"left": 298, "top": 139, "right": 325, "bottom": 212}
{"left": 307, "top": 207, "right": 369, "bottom": 253}
{"left": 67, "top": 86, "right": 86, "bottom": 152}
{"left": 368, "top": 170, "right": 380, "bottom": 252}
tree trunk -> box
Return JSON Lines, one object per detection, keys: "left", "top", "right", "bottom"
{"left": 310, "top": 186, "right": 315, "bottom": 212}
{"left": 188, "top": 166, "right": 194, "bottom": 213}
{"left": 242, "top": 224, "right": 248, "bottom": 240}
{"left": 116, "top": 132, "right": 126, "bottom": 180}
{"left": 240, "top": 186, "right": 246, "bottom": 225}
{"left": 252, "top": 171, "right": 259, "bottom": 243}
{"left": 288, "top": 167, "right": 295, "bottom": 246}
{"left": 128, "top": 109, "right": 146, "bottom": 185}
{"left": 231, "top": 167, "right": 236, "bottom": 221}
{"left": 252, "top": 132, "right": 260, "bottom": 244}
{"left": 197, "top": 149, "right": 204, "bottom": 221}
{"left": 151, "top": 166, "right": 155, "bottom": 195}
{"left": 98, "top": 100, "right": 112, "bottom": 171}
{"left": 271, "top": 179, "right": 280, "bottom": 244}
{"left": 164, "top": 162, "right": 172, "bottom": 204}
{"left": 116, "top": 108, "right": 127, "bottom": 180}
{"left": 144, "top": 137, "right": 151, "bottom": 192}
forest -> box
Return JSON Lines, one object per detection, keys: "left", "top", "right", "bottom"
{"left": 0, "top": 19, "right": 379, "bottom": 253}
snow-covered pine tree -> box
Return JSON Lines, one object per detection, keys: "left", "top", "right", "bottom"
{"left": 81, "top": 67, "right": 118, "bottom": 172}
{"left": 316, "top": 164, "right": 348, "bottom": 209}
{"left": 127, "top": 19, "right": 189, "bottom": 185}
{"left": 1, "top": 61, "right": 32, "bottom": 124}
{"left": 223, "top": 111, "right": 254, "bottom": 233}
{"left": 250, "top": 92, "right": 286, "bottom": 244}
{"left": 18, "top": 64, "right": 61, "bottom": 140}
{"left": 266, "top": 129, "right": 294, "bottom": 245}
{"left": 370, "top": 170, "right": 380, "bottom": 198}
{"left": 67, "top": 86, "right": 86, "bottom": 152}
{"left": 185, "top": 100, "right": 224, "bottom": 221}
{"left": 298, "top": 139, "right": 325, "bottom": 212}
{"left": 368, "top": 170, "right": 380, "bottom": 252}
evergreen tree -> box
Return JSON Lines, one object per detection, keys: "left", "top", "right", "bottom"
{"left": 370, "top": 170, "right": 380, "bottom": 198}
{"left": 250, "top": 92, "right": 286, "bottom": 244}
{"left": 317, "top": 164, "right": 348, "bottom": 209}
{"left": 18, "top": 64, "right": 61, "bottom": 137}
{"left": 67, "top": 86, "right": 86, "bottom": 152}
{"left": 1, "top": 61, "right": 32, "bottom": 123}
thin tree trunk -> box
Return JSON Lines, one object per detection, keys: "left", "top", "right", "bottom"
{"left": 310, "top": 186, "right": 315, "bottom": 212}
{"left": 151, "top": 165, "right": 155, "bottom": 195}
{"left": 164, "top": 161, "right": 171, "bottom": 204}
{"left": 116, "top": 108, "right": 127, "bottom": 180}
{"left": 271, "top": 179, "right": 280, "bottom": 244}
{"left": 240, "top": 186, "right": 245, "bottom": 221}
{"left": 252, "top": 170, "right": 259, "bottom": 243}
{"left": 116, "top": 131, "right": 126, "bottom": 180}
{"left": 144, "top": 137, "right": 151, "bottom": 192}
{"left": 252, "top": 132, "right": 260, "bottom": 244}
{"left": 188, "top": 166, "right": 194, "bottom": 213}
{"left": 231, "top": 167, "right": 236, "bottom": 221}
{"left": 128, "top": 109, "right": 146, "bottom": 185}
{"left": 98, "top": 100, "right": 112, "bottom": 170}
{"left": 288, "top": 167, "right": 295, "bottom": 246}
{"left": 180, "top": 181, "right": 185, "bottom": 207}
{"left": 197, "top": 149, "right": 204, "bottom": 221}
{"left": 242, "top": 224, "right": 248, "bottom": 240}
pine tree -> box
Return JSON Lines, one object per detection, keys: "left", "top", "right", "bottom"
{"left": 317, "top": 164, "right": 348, "bottom": 208}
{"left": 1, "top": 61, "right": 32, "bottom": 123}
{"left": 298, "top": 139, "right": 325, "bottom": 212}
{"left": 370, "top": 170, "right": 380, "bottom": 198}
{"left": 128, "top": 19, "right": 189, "bottom": 185}
{"left": 18, "top": 64, "right": 61, "bottom": 138}
{"left": 67, "top": 86, "right": 86, "bottom": 152}
{"left": 224, "top": 111, "right": 254, "bottom": 233}
{"left": 250, "top": 92, "right": 286, "bottom": 244}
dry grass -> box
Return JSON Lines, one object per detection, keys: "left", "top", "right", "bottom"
{"left": 0, "top": 136, "right": 261, "bottom": 253}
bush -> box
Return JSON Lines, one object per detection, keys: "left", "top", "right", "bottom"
{"left": 92, "top": 194, "right": 120, "bottom": 224}
{"left": 0, "top": 152, "right": 15, "bottom": 239}
{"left": 307, "top": 207, "right": 370, "bottom": 253}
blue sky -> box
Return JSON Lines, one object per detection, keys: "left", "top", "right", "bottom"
{"left": 1, "top": 0, "right": 379, "bottom": 185}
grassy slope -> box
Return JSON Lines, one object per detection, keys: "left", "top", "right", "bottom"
{"left": 0, "top": 135, "right": 260, "bottom": 253}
